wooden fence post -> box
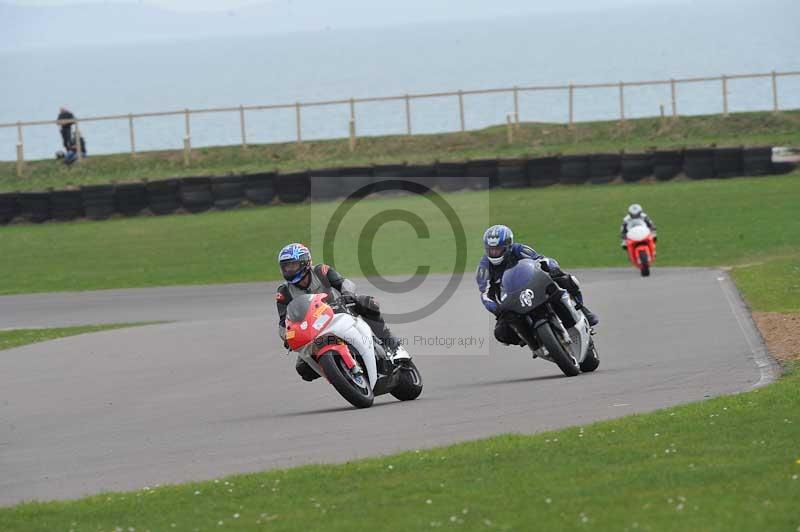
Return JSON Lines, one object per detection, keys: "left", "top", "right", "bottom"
{"left": 458, "top": 90, "right": 465, "bottom": 132}
{"left": 404, "top": 95, "right": 412, "bottom": 136}
{"left": 16, "top": 122, "right": 24, "bottom": 177}
{"left": 239, "top": 105, "right": 247, "bottom": 149}
{"left": 128, "top": 113, "right": 136, "bottom": 157}
{"left": 670, "top": 78, "right": 677, "bottom": 118}
{"left": 75, "top": 122, "right": 82, "bottom": 161}
{"left": 295, "top": 102, "right": 302, "bottom": 144}
{"left": 722, "top": 75, "right": 729, "bottom": 116}
{"left": 618, "top": 81, "right": 626, "bottom": 123}
{"left": 568, "top": 84, "right": 574, "bottom": 128}
{"left": 513, "top": 86, "right": 520, "bottom": 127}
{"left": 349, "top": 119, "right": 356, "bottom": 152}
{"left": 183, "top": 109, "right": 191, "bottom": 166}
{"left": 506, "top": 114, "right": 514, "bottom": 144}
{"left": 771, "top": 71, "right": 779, "bottom": 112}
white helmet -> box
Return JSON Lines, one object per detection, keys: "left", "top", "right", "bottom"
{"left": 628, "top": 203, "right": 643, "bottom": 218}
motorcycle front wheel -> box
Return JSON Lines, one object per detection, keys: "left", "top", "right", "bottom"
{"left": 536, "top": 322, "right": 580, "bottom": 377}
{"left": 318, "top": 352, "right": 374, "bottom": 409}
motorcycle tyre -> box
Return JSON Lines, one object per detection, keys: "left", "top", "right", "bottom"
{"left": 318, "top": 353, "right": 375, "bottom": 409}
{"left": 390, "top": 361, "right": 424, "bottom": 401}
{"left": 536, "top": 322, "right": 580, "bottom": 377}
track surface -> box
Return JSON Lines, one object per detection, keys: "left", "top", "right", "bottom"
{"left": 0, "top": 268, "right": 773, "bottom": 506}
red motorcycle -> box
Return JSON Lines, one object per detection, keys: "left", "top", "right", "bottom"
{"left": 624, "top": 220, "right": 656, "bottom": 277}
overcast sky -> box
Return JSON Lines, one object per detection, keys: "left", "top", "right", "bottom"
{"left": 9, "top": 0, "right": 681, "bottom": 13}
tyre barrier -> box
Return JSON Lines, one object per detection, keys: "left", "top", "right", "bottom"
{"left": 589, "top": 153, "right": 621, "bottom": 184}
{"left": 435, "top": 161, "right": 468, "bottom": 192}
{"left": 146, "top": 179, "right": 181, "bottom": 215}
{"left": 684, "top": 148, "right": 715, "bottom": 179}
{"left": 559, "top": 155, "right": 590, "bottom": 185}
{"left": 0, "top": 192, "right": 19, "bottom": 225}
{"left": 1, "top": 147, "right": 792, "bottom": 226}
{"left": 466, "top": 158, "right": 497, "bottom": 190}
{"left": 621, "top": 153, "right": 653, "bottom": 182}
{"left": 81, "top": 184, "right": 116, "bottom": 220}
{"left": 653, "top": 150, "right": 683, "bottom": 181}
{"left": 713, "top": 147, "right": 743, "bottom": 179}
{"left": 402, "top": 165, "right": 437, "bottom": 191}
{"left": 211, "top": 175, "right": 245, "bottom": 210}
{"left": 179, "top": 177, "right": 213, "bottom": 213}
{"left": 742, "top": 147, "right": 773, "bottom": 176}
{"left": 243, "top": 172, "right": 276, "bottom": 205}
{"left": 337, "top": 167, "right": 373, "bottom": 198}
{"left": 527, "top": 156, "right": 559, "bottom": 188}
{"left": 115, "top": 182, "right": 148, "bottom": 217}
{"left": 308, "top": 168, "right": 342, "bottom": 200}
{"left": 495, "top": 158, "right": 528, "bottom": 188}
{"left": 275, "top": 171, "right": 310, "bottom": 203}
{"left": 50, "top": 189, "right": 84, "bottom": 221}
{"left": 17, "top": 192, "right": 51, "bottom": 223}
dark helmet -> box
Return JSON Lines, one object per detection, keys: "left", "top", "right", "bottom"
{"left": 482, "top": 225, "right": 514, "bottom": 265}
{"left": 278, "top": 243, "right": 311, "bottom": 284}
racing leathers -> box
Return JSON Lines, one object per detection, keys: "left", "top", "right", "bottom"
{"left": 476, "top": 243, "right": 598, "bottom": 347}
{"left": 276, "top": 263, "right": 399, "bottom": 381}
{"left": 620, "top": 213, "right": 657, "bottom": 248}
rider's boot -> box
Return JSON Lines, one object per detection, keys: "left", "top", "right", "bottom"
{"left": 577, "top": 304, "right": 599, "bottom": 327}
{"left": 295, "top": 357, "right": 320, "bottom": 382}
{"left": 383, "top": 336, "right": 411, "bottom": 363}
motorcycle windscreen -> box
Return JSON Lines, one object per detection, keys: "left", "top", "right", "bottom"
{"left": 286, "top": 294, "right": 315, "bottom": 323}
{"left": 500, "top": 259, "right": 538, "bottom": 296}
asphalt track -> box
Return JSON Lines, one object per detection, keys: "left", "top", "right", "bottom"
{"left": 0, "top": 268, "right": 777, "bottom": 506}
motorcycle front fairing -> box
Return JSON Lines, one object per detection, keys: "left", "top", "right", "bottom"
{"left": 498, "top": 259, "right": 561, "bottom": 316}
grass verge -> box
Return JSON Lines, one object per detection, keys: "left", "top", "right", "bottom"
{"left": 1, "top": 368, "right": 797, "bottom": 531}
{"left": 1, "top": 110, "right": 798, "bottom": 192}
{"left": 0, "top": 323, "right": 158, "bottom": 351}
{"left": 0, "top": 172, "right": 798, "bottom": 294}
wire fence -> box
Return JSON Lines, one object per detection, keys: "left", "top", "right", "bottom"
{"left": 2, "top": 69, "right": 799, "bottom": 176}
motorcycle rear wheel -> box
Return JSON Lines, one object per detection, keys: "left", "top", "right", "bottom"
{"left": 318, "top": 353, "right": 374, "bottom": 409}
{"left": 390, "top": 361, "right": 424, "bottom": 401}
{"left": 536, "top": 322, "right": 580, "bottom": 377}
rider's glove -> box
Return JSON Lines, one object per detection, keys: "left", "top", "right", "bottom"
{"left": 339, "top": 293, "right": 358, "bottom": 306}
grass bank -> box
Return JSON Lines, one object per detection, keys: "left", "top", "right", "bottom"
{"left": 0, "top": 172, "right": 798, "bottom": 295}
{"left": 0, "top": 323, "right": 157, "bottom": 351}
{"left": 1, "top": 110, "right": 798, "bottom": 192}
{"left": 2, "top": 374, "right": 797, "bottom": 530}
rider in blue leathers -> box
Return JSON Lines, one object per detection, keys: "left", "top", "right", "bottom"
{"left": 476, "top": 225, "right": 599, "bottom": 347}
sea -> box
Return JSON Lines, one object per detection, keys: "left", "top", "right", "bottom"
{"left": 1, "top": 1, "right": 799, "bottom": 161}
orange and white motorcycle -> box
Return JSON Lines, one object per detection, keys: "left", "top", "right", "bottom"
{"left": 284, "top": 293, "right": 423, "bottom": 408}
{"left": 624, "top": 219, "right": 657, "bottom": 277}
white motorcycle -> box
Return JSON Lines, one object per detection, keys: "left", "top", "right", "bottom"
{"left": 284, "top": 293, "right": 423, "bottom": 408}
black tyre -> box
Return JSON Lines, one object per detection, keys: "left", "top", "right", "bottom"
{"left": 536, "top": 322, "right": 580, "bottom": 377}
{"left": 318, "top": 353, "right": 374, "bottom": 409}
{"left": 390, "top": 361, "right": 424, "bottom": 401}
{"left": 580, "top": 340, "right": 600, "bottom": 372}
{"left": 639, "top": 250, "right": 650, "bottom": 277}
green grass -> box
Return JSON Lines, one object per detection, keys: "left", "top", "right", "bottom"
{"left": 0, "top": 172, "right": 798, "bottom": 295}
{"left": 1, "top": 110, "right": 798, "bottom": 192}
{"left": 731, "top": 255, "right": 800, "bottom": 313}
{"left": 0, "top": 323, "right": 158, "bottom": 351}
{"left": 2, "top": 367, "right": 798, "bottom": 531}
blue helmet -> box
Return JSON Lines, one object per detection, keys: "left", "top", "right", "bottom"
{"left": 278, "top": 243, "right": 312, "bottom": 284}
{"left": 483, "top": 225, "right": 513, "bottom": 265}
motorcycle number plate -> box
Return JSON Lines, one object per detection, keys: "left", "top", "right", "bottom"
{"left": 312, "top": 314, "right": 330, "bottom": 331}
